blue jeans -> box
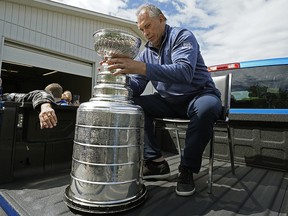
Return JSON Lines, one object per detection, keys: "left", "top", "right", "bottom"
{"left": 133, "top": 93, "right": 222, "bottom": 173}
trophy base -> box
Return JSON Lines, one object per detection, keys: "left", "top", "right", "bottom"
{"left": 63, "top": 185, "right": 147, "bottom": 214}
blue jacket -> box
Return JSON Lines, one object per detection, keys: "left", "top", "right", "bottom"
{"left": 130, "top": 24, "right": 220, "bottom": 103}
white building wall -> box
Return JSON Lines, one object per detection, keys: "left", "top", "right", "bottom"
{"left": 0, "top": 0, "right": 143, "bottom": 69}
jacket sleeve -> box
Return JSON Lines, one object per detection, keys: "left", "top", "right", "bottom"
{"left": 129, "top": 74, "right": 149, "bottom": 97}
{"left": 3, "top": 90, "right": 55, "bottom": 111}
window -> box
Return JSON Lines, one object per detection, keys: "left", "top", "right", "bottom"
{"left": 211, "top": 65, "right": 288, "bottom": 109}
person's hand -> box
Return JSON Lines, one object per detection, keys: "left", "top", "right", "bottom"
{"left": 39, "top": 103, "right": 57, "bottom": 129}
{"left": 102, "top": 57, "right": 146, "bottom": 76}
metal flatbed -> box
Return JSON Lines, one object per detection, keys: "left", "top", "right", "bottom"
{"left": 1, "top": 154, "right": 287, "bottom": 216}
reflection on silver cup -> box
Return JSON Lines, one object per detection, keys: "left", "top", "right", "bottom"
{"left": 63, "top": 29, "right": 147, "bottom": 214}
{"left": 93, "top": 28, "right": 141, "bottom": 59}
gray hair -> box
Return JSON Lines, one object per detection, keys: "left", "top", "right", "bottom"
{"left": 136, "top": 4, "right": 167, "bottom": 21}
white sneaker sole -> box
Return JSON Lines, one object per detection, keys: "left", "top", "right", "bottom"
{"left": 175, "top": 188, "right": 196, "bottom": 196}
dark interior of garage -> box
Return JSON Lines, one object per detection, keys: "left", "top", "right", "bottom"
{"left": 1, "top": 62, "right": 92, "bottom": 104}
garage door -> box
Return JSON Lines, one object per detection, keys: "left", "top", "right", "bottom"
{"left": 2, "top": 41, "right": 93, "bottom": 78}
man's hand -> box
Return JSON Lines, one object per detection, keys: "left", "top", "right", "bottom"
{"left": 39, "top": 103, "right": 57, "bottom": 129}
{"left": 104, "top": 57, "right": 147, "bottom": 76}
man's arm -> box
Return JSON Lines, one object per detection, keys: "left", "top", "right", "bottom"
{"left": 4, "top": 90, "right": 58, "bottom": 129}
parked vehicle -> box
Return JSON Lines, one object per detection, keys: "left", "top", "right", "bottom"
{"left": 208, "top": 57, "right": 288, "bottom": 170}
{"left": 1, "top": 57, "right": 287, "bottom": 215}
{"left": 208, "top": 57, "right": 288, "bottom": 112}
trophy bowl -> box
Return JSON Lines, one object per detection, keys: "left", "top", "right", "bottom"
{"left": 93, "top": 28, "right": 141, "bottom": 59}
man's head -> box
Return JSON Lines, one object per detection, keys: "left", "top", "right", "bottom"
{"left": 136, "top": 4, "right": 167, "bottom": 49}
{"left": 61, "top": 90, "right": 72, "bottom": 103}
{"left": 44, "top": 83, "right": 63, "bottom": 101}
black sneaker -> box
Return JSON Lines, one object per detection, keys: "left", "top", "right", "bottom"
{"left": 176, "top": 165, "right": 196, "bottom": 196}
{"left": 143, "top": 160, "right": 171, "bottom": 180}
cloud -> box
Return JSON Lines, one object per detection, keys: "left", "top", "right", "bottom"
{"left": 52, "top": 0, "right": 141, "bottom": 21}
{"left": 175, "top": 0, "right": 288, "bottom": 65}
{"left": 51, "top": 0, "right": 288, "bottom": 65}
{"left": 135, "top": 0, "right": 288, "bottom": 65}
{"left": 52, "top": 0, "right": 129, "bottom": 16}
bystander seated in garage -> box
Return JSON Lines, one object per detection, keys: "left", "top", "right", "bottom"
{"left": 59, "top": 90, "right": 73, "bottom": 105}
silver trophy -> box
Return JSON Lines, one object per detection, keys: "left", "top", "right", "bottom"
{"left": 93, "top": 29, "right": 141, "bottom": 97}
{"left": 64, "top": 29, "right": 147, "bottom": 214}
{"left": 93, "top": 28, "right": 141, "bottom": 59}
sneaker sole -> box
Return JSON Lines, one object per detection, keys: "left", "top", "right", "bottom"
{"left": 175, "top": 188, "right": 196, "bottom": 196}
{"left": 143, "top": 173, "right": 171, "bottom": 180}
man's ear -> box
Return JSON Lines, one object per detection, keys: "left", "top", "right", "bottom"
{"left": 159, "top": 14, "right": 166, "bottom": 23}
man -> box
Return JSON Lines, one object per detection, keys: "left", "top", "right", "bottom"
{"left": 105, "top": 4, "right": 222, "bottom": 196}
{"left": 3, "top": 83, "right": 62, "bottom": 129}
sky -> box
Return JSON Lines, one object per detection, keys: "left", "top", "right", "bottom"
{"left": 51, "top": 0, "right": 288, "bottom": 66}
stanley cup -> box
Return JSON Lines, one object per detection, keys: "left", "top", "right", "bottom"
{"left": 92, "top": 29, "right": 142, "bottom": 100}
{"left": 93, "top": 28, "right": 141, "bottom": 59}
{"left": 63, "top": 29, "right": 147, "bottom": 214}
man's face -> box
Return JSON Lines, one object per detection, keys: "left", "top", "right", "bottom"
{"left": 137, "top": 11, "right": 165, "bottom": 48}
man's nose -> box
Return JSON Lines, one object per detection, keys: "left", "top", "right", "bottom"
{"left": 143, "top": 30, "right": 149, "bottom": 37}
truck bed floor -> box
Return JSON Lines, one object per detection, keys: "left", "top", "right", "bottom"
{"left": 1, "top": 155, "right": 288, "bottom": 216}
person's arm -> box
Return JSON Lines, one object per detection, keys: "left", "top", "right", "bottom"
{"left": 106, "top": 29, "right": 199, "bottom": 84}
{"left": 4, "top": 90, "right": 58, "bottom": 129}
{"left": 99, "top": 56, "right": 149, "bottom": 96}
{"left": 129, "top": 74, "right": 149, "bottom": 97}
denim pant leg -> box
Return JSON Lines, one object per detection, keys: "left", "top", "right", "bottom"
{"left": 181, "top": 94, "right": 222, "bottom": 173}
{"left": 133, "top": 94, "right": 180, "bottom": 160}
